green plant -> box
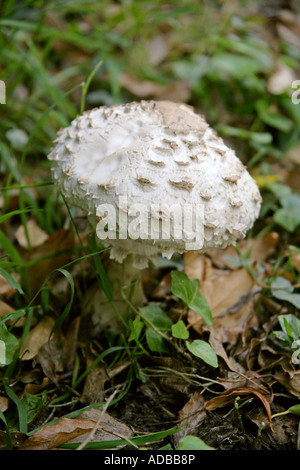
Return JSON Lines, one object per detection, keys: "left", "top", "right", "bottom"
{"left": 271, "top": 314, "right": 300, "bottom": 365}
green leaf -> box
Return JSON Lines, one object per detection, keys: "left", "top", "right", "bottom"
{"left": 218, "top": 125, "right": 273, "bottom": 144}
{"left": 21, "top": 391, "right": 48, "bottom": 424}
{"left": 278, "top": 314, "right": 300, "bottom": 341}
{"left": 171, "top": 271, "right": 212, "bottom": 326}
{"left": 0, "top": 410, "right": 13, "bottom": 449}
{"left": 145, "top": 327, "right": 170, "bottom": 354}
{"left": 288, "top": 404, "right": 300, "bottom": 417}
{"left": 256, "top": 100, "right": 294, "bottom": 132}
{"left": 138, "top": 305, "right": 172, "bottom": 354}
{"left": 176, "top": 435, "right": 215, "bottom": 450}
{"left": 271, "top": 278, "right": 300, "bottom": 309}
{"left": 171, "top": 320, "right": 189, "bottom": 339}
{"left": 274, "top": 194, "right": 300, "bottom": 232}
{"left": 0, "top": 324, "right": 19, "bottom": 366}
{"left": 171, "top": 270, "right": 199, "bottom": 305}
{"left": 210, "top": 52, "right": 262, "bottom": 79}
{"left": 128, "top": 316, "right": 144, "bottom": 342}
{"left": 185, "top": 339, "right": 218, "bottom": 368}
{"left": 139, "top": 305, "right": 173, "bottom": 332}
{"left": 4, "top": 385, "right": 28, "bottom": 434}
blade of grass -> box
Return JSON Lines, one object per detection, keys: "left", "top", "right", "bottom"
{"left": 4, "top": 308, "right": 34, "bottom": 379}
{"left": 4, "top": 384, "right": 28, "bottom": 434}
{"left": 80, "top": 58, "right": 103, "bottom": 114}
{"left": 61, "top": 425, "right": 182, "bottom": 449}
{"left": 0, "top": 410, "right": 13, "bottom": 450}
{"left": 48, "top": 267, "right": 74, "bottom": 339}
{"left": 0, "top": 229, "right": 28, "bottom": 294}
{"left": 0, "top": 266, "right": 24, "bottom": 295}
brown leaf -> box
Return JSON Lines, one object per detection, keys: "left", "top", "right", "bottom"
{"left": 22, "top": 377, "right": 51, "bottom": 396}
{"left": 288, "top": 246, "right": 300, "bottom": 272}
{"left": 80, "top": 350, "right": 109, "bottom": 404}
{"left": 19, "top": 316, "right": 56, "bottom": 361}
{"left": 274, "top": 370, "right": 300, "bottom": 398}
{"left": 119, "top": 72, "right": 191, "bottom": 101}
{"left": 173, "top": 392, "right": 206, "bottom": 447}
{"left": 267, "top": 60, "right": 297, "bottom": 95}
{"left": 0, "top": 273, "right": 20, "bottom": 298}
{"left": 284, "top": 143, "right": 300, "bottom": 165}
{"left": 151, "top": 272, "right": 173, "bottom": 299}
{"left": 20, "top": 417, "right": 98, "bottom": 450}
{"left": 206, "top": 326, "right": 247, "bottom": 377}
{"left": 188, "top": 268, "right": 254, "bottom": 325}
{"left": 205, "top": 386, "right": 273, "bottom": 429}
{"left": 0, "top": 299, "right": 14, "bottom": 318}
{"left": 24, "top": 228, "right": 74, "bottom": 297}
{"left": 207, "top": 297, "right": 259, "bottom": 347}
{"left": 35, "top": 335, "right": 65, "bottom": 383}
{"left": 62, "top": 316, "right": 81, "bottom": 371}
{"left": 145, "top": 34, "right": 172, "bottom": 66}
{"left": 207, "top": 232, "right": 279, "bottom": 269}
{"left": 184, "top": 252, "right": 213, "bottom": 282}
{"left": 0, "top": 396, "right": 9, "bottom": 413}
{"left": 15, "top": 219, "right": 48, "bottom": 249}
{"left": 68, "top": 408, "right": 133, "bottom": 445}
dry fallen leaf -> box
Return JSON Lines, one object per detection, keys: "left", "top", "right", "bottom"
{"left": 0, "top": 300, "right": 15, "bottom": 318}
{"left": 274, "top": 370, "right": 300, "bottom": 398}
{"left": 19, "top": 316, "right": 56, "bottom": 361}
{"left": 184, "top": 252, "right": 213, "bottom": 282}
{"left": 206, "top": 232, "right": 279, "bottom": 269}
{"left": 24, "top": 228, "right": 74, "bottom": 297}
{"left": 0, "top": 273, "right": 20, "bottom": 298}
{"left": 0, "top": 396, "right": 9, "bottom": 413}
{"left": 173, "top": 392, "right": 207, "bottom": 447}
{"left": 15, "top": 219, "right": 48, "bottom": 249}
{"left": 80, "top": 360, "right": 109, "bottom": 404}
{"left": 0, "top": 299, "right": 25, "bottom": 327}
{"left": 188, "top": 267, "right": 254, "bottom": 325}
{"left": 267, "top": 61, "right": 297, "bottom": 95}
{"left": 205, "top": 386, "right": 273, "bottom": 430}
{"left": 68, "top": 408, "right": 133, "bottom": 445}
{"left": 145, "top": 33, "right": 172, "bottom": 66}
{"left": 119, "top": 72, "right": 191, "bottom": 101}
{"left": 21, "top": 377, "right": 51, "bottom": 397}
{"left": 20, "top": 417, "right": 99, "bottom": 450}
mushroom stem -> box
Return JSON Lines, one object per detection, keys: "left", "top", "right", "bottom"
{"left": 82, "top": 256, "right": 146, "bottom": 332}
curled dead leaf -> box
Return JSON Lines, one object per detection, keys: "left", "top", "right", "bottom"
{"left": 19, "top": 316, "right": 56, "bottom": 361}
{"left": 205, "top": 386, "right": 273, "bottom": 430}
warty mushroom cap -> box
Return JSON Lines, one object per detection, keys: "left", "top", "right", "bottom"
{"left": 48, "top": 100, "right": 262, "bottom": 269}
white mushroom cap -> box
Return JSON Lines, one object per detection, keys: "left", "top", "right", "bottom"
{"left": 48, "top": 100, "right": 262, "bottom": 269}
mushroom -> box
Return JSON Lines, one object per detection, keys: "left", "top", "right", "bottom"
{"left": 48, "top": 100, "right": 261, "bottom": 330}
